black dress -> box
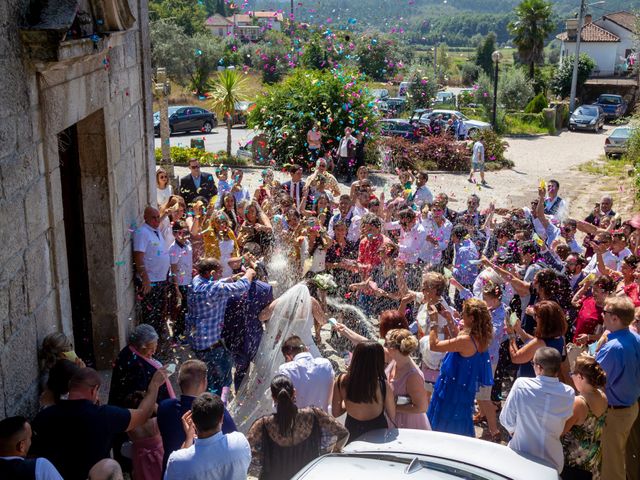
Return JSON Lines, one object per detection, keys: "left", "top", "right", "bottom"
{"left": 260, "top": 414, "right": 321, "bottom": 480}
{"left": 344, "top": 379, "right": 389, "bottom": 444}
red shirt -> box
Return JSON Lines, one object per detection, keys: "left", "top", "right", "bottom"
{"left": 573, "top": 296, "right": 603, "bottom": 343}
{"left": 624, "top": 283, "right": 640, "bottom": 307}
{"left": 358, "top": 234, "right": 388, "bottom": 278}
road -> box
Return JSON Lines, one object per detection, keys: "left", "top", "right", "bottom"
{"left": 154, "top": 127, "right": 257, "bottom": 154}
{"left": 160, "top": 125, "right": 613, "bottom": 219}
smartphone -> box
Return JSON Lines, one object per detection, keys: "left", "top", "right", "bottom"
{"left": 396, "top": 395, "right": 411, "bottom": 406}
{"left": 435, "top": 303, "right": 444, "bottom": 313}
{"left": 166, "top": 363, "right": 177, "bottom": 375}
{"left": 509, "top": 312, "right": 518, "bottom": 327}
{"left": 328, "top": 317, "right": 338, "bottom": 326}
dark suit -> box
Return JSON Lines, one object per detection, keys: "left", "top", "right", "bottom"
{"left": 221, "top": 280, "right": 274, "bottom": 390}
{"left": 282, "top": 180, "right": 306, "bottom": 209}
{"left": 179, "top": 173, "right": 217, "bottom": 205}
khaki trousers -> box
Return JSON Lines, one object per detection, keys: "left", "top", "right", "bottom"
{"left": 600, "top": 402, "right": 639, "bottom": 480}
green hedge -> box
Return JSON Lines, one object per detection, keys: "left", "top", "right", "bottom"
{"left": 154, "top": 146, "right": 248, "bottom": 166}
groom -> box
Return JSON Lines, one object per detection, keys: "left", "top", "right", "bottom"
{"left": 222, "top": 279, "right": 274, "bottom": 391}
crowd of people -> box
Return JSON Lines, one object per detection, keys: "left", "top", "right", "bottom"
{"left": 3, "top": 147, "right": 640, "bottom": 480}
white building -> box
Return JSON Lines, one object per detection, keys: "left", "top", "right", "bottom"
{"left": 205, "top": 14, "right": 234, "bottom": 37}
{"left": 557, "top": 11, "right": 637, "bottom": 77}
{"left": 205, "top": 11, "right": 284, "bottom": 41}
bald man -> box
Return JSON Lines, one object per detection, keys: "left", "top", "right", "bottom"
{"left": 133, "top": 206, "right": 171, "bottom": 332}
{"left": 88, "top": 459, "right": 123, "bottom": 480}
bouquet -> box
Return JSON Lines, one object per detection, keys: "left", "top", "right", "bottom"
{"left": 312, "top": 273, "right": 338, "bottom": 292}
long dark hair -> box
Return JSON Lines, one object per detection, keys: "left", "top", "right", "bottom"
{"left": 271, "top": 374, "right": 298, "bottom": 436}
{"left": 345, "top": 342, "right": 386, "bottom": 404}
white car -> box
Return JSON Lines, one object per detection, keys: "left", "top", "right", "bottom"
{"left": 291, "top": 429, "right": 559, "bottom": 480}
{"left": 420, "top": 109, "right": 491, "bottom": 136}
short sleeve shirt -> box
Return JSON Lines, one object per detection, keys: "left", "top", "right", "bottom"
{"left": 133, "top": 223, "right": 170, "bottom": 282}
{"left": 169, "top": 241, "right": 193, "bottom": 286}
{"left": 31, "top": 400, "right": 131, "bottom": 480}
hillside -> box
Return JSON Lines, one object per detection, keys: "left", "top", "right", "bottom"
{"left": 250, "top": 0, "right": 638, "bottom": 46}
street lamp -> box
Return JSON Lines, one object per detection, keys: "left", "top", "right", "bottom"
{"left": 569, "top": 0, "right": 605, "bottom": 113}
{"left": 491, "top": 50, "right": 502, "bottom": 130}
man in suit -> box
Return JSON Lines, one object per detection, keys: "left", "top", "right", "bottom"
{"left": 179, "top": 158, "right": 217, "bottom": 205}
{"left": 221, "top": 279, "right": 274, "bottom": 391}
{"left": 281, "top": 164, "right": 305, "bottom": 209}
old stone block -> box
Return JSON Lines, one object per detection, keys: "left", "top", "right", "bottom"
{"left": 25, "top": 234, "right": 53, "bottom": 313}
{"left": 114, "top": 155, "right": 136, "bottom": 205}
{"left": 0, "top": 114, "right": 17, "bottom": 161}
{"left": 124, "top": 37, "right": 138, "bottom": 68}
{"left": 34, "top": 290, "right": 59, "bottom": 345}
{"left": 24, "top": 176, "right": 49, "bottom": 243}
{"left": 91, "top": 313, "right": 120, "bottom": 369}
{"left": 8, "top": 270, "right": 27, "bottom": 331}
{"left": 1, "top": 316, "right": 39, "bottom": 409}
{"left": 0, "top": 58, "right": 28, "bottom": 118}
{"left": 0, "top": 363, "right": 5, "bottom": 417}
{"left": 0, "top": 150, "right": 40, "bottom": 200}
{"left": 118, "top": 104, "right": 141, "bottom": 153}
{"left": 0, "top": 198, "right": 27, "bottom": 265}
{"left": 81, "top": 175, "right": 110, "bottom": 224}
{"left": 57, "top": 279, "right": 73, "bottom": 335}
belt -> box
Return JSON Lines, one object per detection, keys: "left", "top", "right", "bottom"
{"left": 608, "top": 404, "right": 632, "bottom": 410}
{"left": 195, "top": 339, "right": 225, "bottom": 352}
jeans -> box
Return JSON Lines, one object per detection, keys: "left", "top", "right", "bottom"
{"left": 193, "top": 343, "right": 232, "bottom": 396}
{"left": 137, "top": 281, "right": 169, "bottom": 337}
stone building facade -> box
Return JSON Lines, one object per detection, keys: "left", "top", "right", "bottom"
{"left": 0, "top": 0, "right": 155, "bottom": 416}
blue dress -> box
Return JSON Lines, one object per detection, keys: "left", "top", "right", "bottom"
{"left": 427, "top": 337, "right": 493, "bottom": 436}
{"left": 517, "top": 336, "right": 565, "bottom": 378}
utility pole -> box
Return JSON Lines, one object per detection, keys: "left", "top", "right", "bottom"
{"left": 155, "top": 68, "right": 174, "bottom": 185}
{"left": 569, "top": 0, "right": 585, "bottom": 113}
{"left": 433, "top": 45, "right": 437, "bottom": 79}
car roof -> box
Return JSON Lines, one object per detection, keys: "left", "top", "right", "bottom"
{"left": 343, "top": 429, "right": 558, "bottom": 480}
{"left": 379, "top": 118, "right": 411, "bottom": 124}
{"left": 430, "top": 109, "right": 459, "bottom": 114}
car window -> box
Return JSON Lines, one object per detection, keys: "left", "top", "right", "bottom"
{"left": 175, "top": 108, "right": 187, "bottom": 116}
{"left": 599, "top": 95, "right": 621, "bottom": 105}
{"left": 577, "top": 107, "right": 597, "bottom": 115}
{"left": 191, "top": 108, "right": 204, "bottom": 114}
{"left": 611, "top": 128, "right": 631, "bottom": 137}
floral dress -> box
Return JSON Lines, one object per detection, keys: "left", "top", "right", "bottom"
{"left": 562, "top": 399, "right": 605, "bottom": 479}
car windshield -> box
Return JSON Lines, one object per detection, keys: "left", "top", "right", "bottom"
{"left": 576, "top": 107, "right": 597, "bottom": 116}
{"left": 611, "top": 127, "right": 631, "bottom": 138}
{"left": 598, "top": 95, "right": 621, "bottom": 105}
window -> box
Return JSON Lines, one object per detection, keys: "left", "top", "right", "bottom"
{"left": 218, "top": 28, "right": 223, "bottom": 35}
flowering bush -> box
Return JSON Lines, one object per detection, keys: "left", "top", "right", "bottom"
{"left": 381, "top": 136, "right": 469, "bottom": 172}
{"left": 154, "top": 146, "right": 247, "bottom": 166}
{"left": 469, "top": 129, "right": 512, "bottom": 169}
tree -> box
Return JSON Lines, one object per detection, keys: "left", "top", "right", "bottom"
{"left": 460, "top": 63, "right": 481, "bottom": 85}
{"left": 301, "top": 39, "right": 326, "bottom": 70}
{"left": 498, "top": 67, "right": 535, "bottom": 110}
{"left": 406, "top": 68, "right": 438, "bottom": 109}
{"left": 356, "top": 35, "right": 403, "bottom": 81}
{"left": 149, "top": 0, "right": 207, "bottom": 36}
{"left": 149, "top": 19, "right": 193, "bottom": 84}
{"left": 475, "top": 33, "right": 496, "bottom": 76}
{"left": 550, "top": 53, "right": 595, "bottom": 98}
{"left": 255, "top": 31, "right": 293, "bottom": 84}
{"left": 508, "top": 0, "right": 555, "bottom": 79}
{"left": 208, "top": 69, "right": 249, "bottom": 157}
{"left": 188, "top": 33, "right": 224, "bottom": 96}
{"left": 248, "top": 69, "right": 378, "bottom": 164}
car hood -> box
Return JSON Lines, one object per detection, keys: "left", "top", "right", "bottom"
{"left": 464, "top": 119, "right": 491, "bottom": 128}
{"left": 571, "top": 114, "right": 596, "bottom": 121}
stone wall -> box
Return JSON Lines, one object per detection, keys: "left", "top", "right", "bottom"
{"left": 0, "top": 0, "right": 155, "bottom": 417}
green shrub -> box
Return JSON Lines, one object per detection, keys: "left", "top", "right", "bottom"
{"left": 497, "top": 68, "right": 535, "bottom": 111}
{"left": 525, "top": 93, "right": 548, "bottom": 113}
{"left": 503, "top": 113, "right": 547, "bottom": 135}
{"left": 381, "top": 136, "right": 469, "bottom": 172}
{"left": 470, "top": 129, "right": 511, "bottom": 168}
{"left": 155, "top": 146, "right": 248, "bottom": 166}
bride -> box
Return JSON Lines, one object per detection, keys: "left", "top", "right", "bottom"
{"left": 229, "top": 283, "right": 327, "bottom": 431}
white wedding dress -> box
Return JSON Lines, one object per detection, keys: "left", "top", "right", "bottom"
{"left": 229, "top": 284, "right": 320, "bottom": 432}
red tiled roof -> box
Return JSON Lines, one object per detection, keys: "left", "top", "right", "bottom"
{"left": 205, "top": 14, "right": 232, "bottom": 26}
{"left": 556, "top": 22, "right": 620, "bottom": 42}
{"left": 602, "top": 11, "right": 638, "bottom": 33}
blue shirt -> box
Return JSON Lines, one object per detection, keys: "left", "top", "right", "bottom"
{"left": 186, "top": 276, "right": 250, "bottom": 350}
{"left": 596, "top": 328, "right": 640, "bottom": 407}
{"left": 158, "top": 395, "right": 237, "bottom": 471}
{"left": 453, "top": 238, "right": 479, "bottom": 286}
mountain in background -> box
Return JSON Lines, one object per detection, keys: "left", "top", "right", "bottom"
{"left": 248, "top": 0, "right": 638, "bottom": 46}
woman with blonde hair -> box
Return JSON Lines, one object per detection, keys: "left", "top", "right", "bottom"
{"left": 562, "top": 355, "right": 608, "bottom": 479}
{"left": 384, "top": 329, "right": 430, "bottom": 430}
{"left": 426, "top": 298, "right": 494, "bottom": 436}
{"left": 156, "top": 168, "right": 173, "bottom": 207}
{"left": 202, "top": 212, "right": 240, "bottom": 278}
{"left": 159, "top": 194, "right": 187, "bottom": 249}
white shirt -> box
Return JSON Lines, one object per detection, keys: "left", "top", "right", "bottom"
{"left": 471, "top": 141, "right": 485, "bottom": 163}
{"left": 615, "top": 247, "right": 632, "bottom": 269}
{"left": 583, "top": 249, "right": 619, "bottom": 276}
{"left": 384, "top": 221, "right": 427, "bottom": 264}
{"left": 412, "top": 185, "right": 433, "bottom": 208}
{"left": 420, "top": 216, "right": 452, "bottom": 267}
{"left": 500, "top": 376, "right": 575, "bottom": 472}
{"left": 169, "top": 241, "right": 193, "bottom": 286}
{"left": 290, "top": 181, "right": 303, "bottom": 208}
{"left": 278, "top": 352, "right": 335, "bottom": 412}
{"left": 353, "top": 203, "right": 368, "bottom": 218}
{"left": 157, "top": 184, "right": 173, "bottom": 207}
{"left": 164, "top": 431, "right": 251, "bottom": 480}
{"left": 327, "top": 208, "right": 361, "bottom": 243}
{"left": 133, "top": 223, "right": 171, "bottom": 282}
{"left": 0, "top": 457, "right": 63, "bottom": 480}
{"left": 339, "top": 135, "right": 355, "bottom": 156}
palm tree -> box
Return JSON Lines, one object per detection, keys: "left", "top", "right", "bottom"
{"left": 508, "top": 0, "right": 555, "bottom": 79}
{"left": 208, "top": 69, "right": 248, "bottom": 157}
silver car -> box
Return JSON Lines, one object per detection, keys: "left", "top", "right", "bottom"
{"left": 420, "top": 109, "right": 491, "bottom": 136}
{"left": 604, "top": 126, "right": 633, "bottom": 157}
{"left": 292, "top": 429, "right": 559, "bottom": 480}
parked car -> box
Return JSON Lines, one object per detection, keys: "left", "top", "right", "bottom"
{"left": 291, "top": 429, "right": 559, "bottom": 480}
{"left": 433, "top": 91, "right": 455, "bottom": 106}
{"left": 604, "top": 126, "right": 633, "bottom": 157}
{"left": 378, "top": 119, "right": 417, "bottom": 140}
{"left": 383, "top": 97, "right": 407, "bottom": 114}
{"left": 371, "top": 88, "right": 390, "bottom": 100}
{"left": 593, "top": 94, "right": 627, "bottom": 120}
{"left": 153, "top": 106, "right": 217, "bottom": 136}
{"left": 569, "top": 105, "right": 605, "bottom": 133}
{"left": 409, "top": 108, "right": 432, "bottom": 123}
{"left": 232, "top": 101, "right": 255, "bottom": 126}
{"left": 419, "top": 109, "right": 491, "bottom": 136}
{"left": 236, "top": 132, "right": 271, "bottom": 164}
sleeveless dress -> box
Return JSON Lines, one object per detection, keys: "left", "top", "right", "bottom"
{"left": 562, "top": 398, "right": 606, "bottom": 480}
{"left": 260, "top": 414, "right": 321, "bottom": 480}
{"left": 386, "top": 361, "right": 431, "bottom": 430}
{"left": 344, "top": 378, "right": 390, "bottom": 443}
{"left": 131, "top": 433, "right": 164, "bottom": 480}
{"left": 517, "top": 336, "right": 565, "bottom": 378}
{"left": 427, "top": 337, "right": 493, "bottom": 437}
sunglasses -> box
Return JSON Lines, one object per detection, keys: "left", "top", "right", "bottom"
{"left": 593, "top": 240, "right": 609, "bottom": 245}
{"left": 190, "top": 165, "right": 200, "bottom": 170}
{"left": 159, "top": 175, "right": 168, "bottom": 179}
